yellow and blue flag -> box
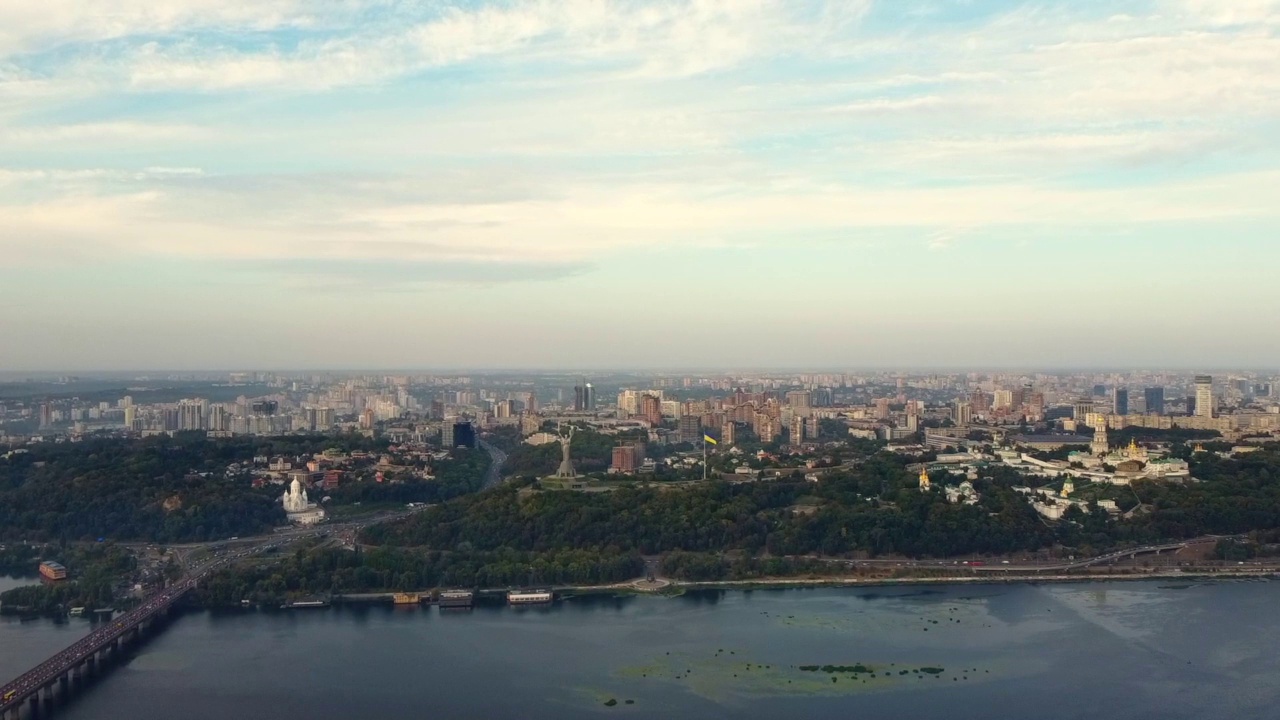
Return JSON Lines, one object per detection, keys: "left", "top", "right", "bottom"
{"left": 703, "top": 434, "right": 718, "bottom": 445}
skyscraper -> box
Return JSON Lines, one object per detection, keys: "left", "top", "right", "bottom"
{"left": 641, "top": 394, "right": 662, "bottom": 426}
{"left": 573, "top": 386, "right": 585, "bottom": 412}
{"left": 1144, "top": 387, "right": 1165, "bottom": 415}
{"left": 583, "top": 383, "right": 596, "bottom": 411}
{"left": 1195, "top": 376, "right": 1214, "bottom": 418}
{"left": 1112, "top": 388, "right": 1129, "bottom": 416}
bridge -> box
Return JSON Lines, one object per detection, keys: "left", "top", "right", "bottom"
{"left": 0, "top": 555, "right": 227, "bottom": 720}
{"left": 0, "top": 503, "right": 443, "bottom": 720}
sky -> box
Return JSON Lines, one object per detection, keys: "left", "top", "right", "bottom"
{"left": 1, "top": 0, "right": 1278, "bottom": 371}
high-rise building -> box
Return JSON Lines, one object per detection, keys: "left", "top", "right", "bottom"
{"left": 953, "top": 401, "right": 973, "bottom": 426}
{"left": 1025, "top": 392, "right": 1045, "bottom": 421}
{"left": 451, "top": 422, "right": 477, "bottom": 449}
{"left": 1112, "top": 388, "right": 1129, "bottom": 416}
{"left": 611, "top": 445, "right": 639, "bottom": 473}
{"left": 1144, "top": 387, "right": 1165, "bottom": 415}
{"left": 573, "top": 386, "right": 585, "bottom": 411}
{"left": 640, "top": 394, "right": 663, "bottom": 426}
{"left": 969, "top": 391, "right": 992, "bottom": 413}
{"left": 874, "top": 398, "right": 891, "bottom": 419}
{"left": 440, "top": 420, "right": 455, "bottom": 448}
{"left": 209, "top": 406, "right": 230, "bottom": 432}
{"left": 179, "top": 401, "right": 204, "bottom": 431}
{"left": 790, "top": 414, "right": 805, "bottom": 444}
{"left": 721, "top": 422, "right": 737, "bottom": 446}
{"left": 678, "top": 415, "right": 701, "bottom": 443}
{"left": 993, "top": 389, "right": 1014, "bottom": 410}
{"left": 1195, "top": 376, "right": 1214, "bottom": 418}
{"left": 786, "top": 391, "right": 812, "bottom": 409}
{"left": 584, "top": 383, "right": 596, "bottom": 411}
{"left": 1074, "top": 399, "right": 1094, "bottom": 423}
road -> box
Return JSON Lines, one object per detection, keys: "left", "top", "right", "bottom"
{"left": 478, "top": 439, "right": 508, "bottom": 489}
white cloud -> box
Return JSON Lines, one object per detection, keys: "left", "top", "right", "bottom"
{"left": 0, "top": 121, "right": 207, "bottom": 144}
{"left": 2, "top": 167, "right": 1277, "bottom": 271}
{"left": 1177, "top": 0, "right": 1280, "bottom": 25}
{"left": 0, "top": 0, "right": 344, "bottom": 56}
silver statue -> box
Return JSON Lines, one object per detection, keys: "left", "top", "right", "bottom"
{"left": 555, "top": 424, "right": 577, "bottom": 478}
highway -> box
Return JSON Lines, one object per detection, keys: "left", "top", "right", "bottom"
{"left": 478, "top": 439, "right": 507, "bottom": 489}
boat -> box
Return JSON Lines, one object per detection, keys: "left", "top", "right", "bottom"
{"left": 507, "top": 590, "right": 554, "bottom": 606}
{"left": 282, "top": 599, "right": 330, "bottom": 609}
{"left": 438, "top": 590, "right": 474, "bottom": 608}
{"left": 392, "top": 593, "right": 422, "bottom": 605}
{"left": 68, "top": 607, "right": 86, "bottom": 617}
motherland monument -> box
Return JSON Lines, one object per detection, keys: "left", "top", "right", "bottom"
{"left": 555, "top": 424, "right": 577, "bottom": 478}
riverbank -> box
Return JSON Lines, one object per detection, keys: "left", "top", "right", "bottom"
{"left": 556, "top": 566, "right": 1280, "bottom": 597}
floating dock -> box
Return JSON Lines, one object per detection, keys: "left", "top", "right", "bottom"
{"left": 438, "top": 590, "right": 475, "bottom": 608}
{"left": 506, "top": 590, "right": 554, "bottom": 606}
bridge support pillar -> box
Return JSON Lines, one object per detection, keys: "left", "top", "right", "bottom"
{"left": 28, "top": 694, "right": 40, "bottom": 719}
{"left": 59, "top": 673, "right": 69, "bottom": 696}
{"left": 87, "top": 654, "right": 97, "bottom": 676}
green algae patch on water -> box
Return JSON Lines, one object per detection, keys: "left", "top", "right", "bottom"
{"left": 572, "top": 686, "right": 641, "bottom": 711}
{"left": 613, "top": 652, "right": 905, "bottom": 702}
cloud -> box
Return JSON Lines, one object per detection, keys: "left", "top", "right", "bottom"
{"left": 0, "top": 0, "right": 350, "bottom": 56}
{"left": 3, "top": 167, "right": 1278, "bottom": 278}
{"left": 0, "top": 121, "right": 207, "bottom": 145}
{"left": 107, "top": 0, "right": 845, "bottom": 91}
{"left": 1177, "top": 0, "right": 1280, "bottom": 25}
{"left": 246, "top": 257, "right": 591, "bottom": 289}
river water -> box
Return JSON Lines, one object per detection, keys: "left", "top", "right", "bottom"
{"left": 3, "top": 579, "right": 1278, "bottom": 719}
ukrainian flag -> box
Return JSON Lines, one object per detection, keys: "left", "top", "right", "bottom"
{"left": 703, "top": 434, "right": 718, "bottom": 445}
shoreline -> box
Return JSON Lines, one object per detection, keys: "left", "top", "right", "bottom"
{"left": 558, "top": 568, "right": 1280, "bottom": 596}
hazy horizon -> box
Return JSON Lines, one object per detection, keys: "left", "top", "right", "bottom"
{"left": 2, "top": 0, "right": 1278, "bottom": 369}
{"left": 1, "top": 365, "right": 1275, "bottom": 378}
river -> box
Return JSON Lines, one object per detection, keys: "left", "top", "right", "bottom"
{"left": 3, "top": 579, "right": 1278, "bottom": 719}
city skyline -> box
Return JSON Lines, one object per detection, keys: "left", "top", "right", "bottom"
{"left": 2, "top": 0, "right": 1280, "bottom": 370}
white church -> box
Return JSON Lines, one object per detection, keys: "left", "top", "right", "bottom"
{"left": 281, "top": 478, "right": 326, "bottom": 525}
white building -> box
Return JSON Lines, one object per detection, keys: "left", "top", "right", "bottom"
{"left": 282, "top": 478, "right": 326, "bottom": 525}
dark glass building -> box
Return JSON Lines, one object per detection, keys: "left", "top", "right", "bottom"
{"left": 1144, "top": 387, "right": 1165, "bottom": 415}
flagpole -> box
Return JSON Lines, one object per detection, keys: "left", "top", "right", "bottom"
{"left": 703, "top": 435, "right": 707, "bottom": 481}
